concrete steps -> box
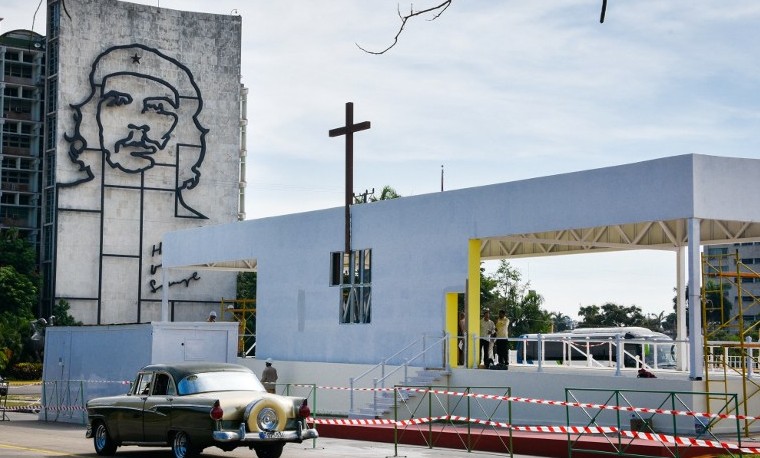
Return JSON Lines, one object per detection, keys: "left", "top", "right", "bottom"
{"left": 349, "top": 368, "right": 450, "bottom": 419}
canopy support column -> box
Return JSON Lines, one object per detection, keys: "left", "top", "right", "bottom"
{"left": 676, "top": 246, "right": 688, "bottom": 371}
{"left": 688, "top": 218, "right": 703, "bottom": 380}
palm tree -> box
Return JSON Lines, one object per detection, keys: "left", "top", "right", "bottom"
{"left": 370, "top": 185, "right": 400, "bottom": 201}
{"left": 550, "top": 311, "right": 573, "bottom": 332}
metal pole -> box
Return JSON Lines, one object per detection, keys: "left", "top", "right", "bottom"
{"left": 349, "top": 377, "right": 354, "bottom": 415}
{"left": 615, "top": 334, "right": 622, "bottom": 376}
{"left": 537, "top": 334, "right": 544, "bottom": 372}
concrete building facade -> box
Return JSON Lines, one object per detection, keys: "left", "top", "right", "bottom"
{"left": 705, "top": 242, "right": 760, "bottom": 326}
{"left": 0, "top": 30, "right": 45, "bottom": 254}
{"left": 41, "top": 0, "right": 244, "bottom": 324}
{"left": 163, "top": 154, "right": 760, "bottom": 380}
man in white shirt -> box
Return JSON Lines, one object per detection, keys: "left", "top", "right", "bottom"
{"left": 479, "top": 310, "right": 495, "bottom": 368}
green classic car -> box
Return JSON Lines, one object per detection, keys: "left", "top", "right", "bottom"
{"left": 86, "top": 362, "right": 317, "bottom": 458}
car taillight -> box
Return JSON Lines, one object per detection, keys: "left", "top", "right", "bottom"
{"left": 210, "top": 400, "right": 223, "bottom": 421}
{"left": 298, "top": 399, "right": 310, "bottom": 419}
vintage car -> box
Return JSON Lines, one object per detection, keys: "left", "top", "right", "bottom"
{"left": 85, "top": 362, "right": 317, "bottom": 458}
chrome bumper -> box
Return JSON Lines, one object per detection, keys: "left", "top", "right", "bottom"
{"left": 213, "top": 423, "right": 318, "bottom": 443}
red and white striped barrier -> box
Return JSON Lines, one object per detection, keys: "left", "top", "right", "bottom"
{"left": 0, "top": 404, "right": 41, "bottom": 412}
{"left": 296, "top": 383, "right": 760, "bottom": 422}
{"left": 43, "top": 380, "right": 131, "bottom": 385}
{"left": 307, "top": 416, "right": 760, "bottom": 454}
{"left": 13, "top": 381, "right": 759, "bottom": 454}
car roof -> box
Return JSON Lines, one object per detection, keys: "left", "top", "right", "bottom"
{"left": 139, "top": 362, "right": 253, "bottom": 381}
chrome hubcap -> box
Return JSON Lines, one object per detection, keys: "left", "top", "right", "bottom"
{"left": 174, "top": 432, "right": 187, "bottom": 458}
{"left": 95, "top": 425, "right": 107, "bottom": 450}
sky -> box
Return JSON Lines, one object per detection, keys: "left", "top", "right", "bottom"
{"left": 4, "top": 1, "right": 760, "bottom": 319}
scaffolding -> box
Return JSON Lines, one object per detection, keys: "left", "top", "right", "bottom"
{"left": 702, "top": 251, "right": 760, "bottom": 436}
{"left": 220, "top": 298, "right": 256, "bottom": 357}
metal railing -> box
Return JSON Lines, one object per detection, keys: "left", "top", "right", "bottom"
{"left": 471, "top": 334, "right": 683, "bottom": 374}
{"left": 349, "top": 333, "right": 449, "bottom": 415}
{"left": 566, "top": 387, "right": 741, "bottom": 458}
{"left": 706, "top": 341, "right": 759, "bottom": 374}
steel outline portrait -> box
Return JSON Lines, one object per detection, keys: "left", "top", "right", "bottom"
{"left": 63, "top": 43, "right": 209, "bottom": 218}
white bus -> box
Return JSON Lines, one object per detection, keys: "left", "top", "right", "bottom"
{"left": 516, "top": 327, "right": 676, "bottom": 369}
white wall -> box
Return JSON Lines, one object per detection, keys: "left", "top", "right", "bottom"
{"left": 41, "top": 322, "right": 238, "bottom": 423}
{"left": 164, "top": 154, "right": 760, "bottom": 365}
{"left": 238, "top": 359, "right": 735, "bottom": 435}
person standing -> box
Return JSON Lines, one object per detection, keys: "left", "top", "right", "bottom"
{"left": 495, "top": 310, "right": 510, "bottom": 368}
{"left": 457, "top": 311, "right": 466, "bottom": 366}
{"left": 207, "top": 311, "right": 217, "bottom": 322}
{"left": 261, "top": 358, "right": 278, "bottom": 394}
{"left": 479, "top": 310, "right": 496, "bottom": 368}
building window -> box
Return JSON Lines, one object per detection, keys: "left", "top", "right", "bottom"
{"left": 45, "top": 151, "right": 55, "bottom": 187}
{"left": 46, "top": 114, "right": 56, "bottom": 150}
{"left": 6, "top": 63, "right": 33, "bottom": 79}
{"left": 706, "top": 247, "right": 729, "bottom": 256}
{"left": 47, "top": 79, "right": 57, "bottom": 112}
{"left": 2, "top": 133, "right": 31, "bottom": 149}
{"left": 48, "top": 2, "right": 61, "bottom": 38}
{"left": 331, "top": 249, "right": 372, "bottom": 324}
{"left": 44, "top": 189, "right": 54, "bottom": 224}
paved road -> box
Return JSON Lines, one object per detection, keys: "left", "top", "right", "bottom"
{"left": 0, "top": 411, "right": 517, "bottom": 457}
{"left": 3, "top": 382, "right": 41, "bottom": 397}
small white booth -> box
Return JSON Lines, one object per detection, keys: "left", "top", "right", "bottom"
{"left": 41, "top": 322, "right": 238, "bottom": 423}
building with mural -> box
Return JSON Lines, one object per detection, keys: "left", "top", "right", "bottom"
{"left": 5, "top": 0, "right": 246, "bottom": 324}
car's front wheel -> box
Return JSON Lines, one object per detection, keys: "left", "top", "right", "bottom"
{"left": 93, "top": 422, "right": 117, "bottom": 456}
{"left": 172, "top": 431, "right": 200, "bottom": 458}
{"left": 253, "top": 443, "right": 284, "bottom": 458}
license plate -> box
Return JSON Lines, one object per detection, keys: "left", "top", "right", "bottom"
{"left": 258, "top": 431, "right": 283, "bottom": 439}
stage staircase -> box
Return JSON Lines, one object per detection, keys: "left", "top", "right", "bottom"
{"left": 349, "top": 368, "right": 450, "bottom": 419}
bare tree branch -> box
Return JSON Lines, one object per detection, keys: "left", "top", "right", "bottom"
{"left": 600, "top": 0, "right": 608, "bottom": 23}
{"left": 360, "top": 1, "right": 610, "bottom": 55}
{"left": 357, "top": 1, "right": 453, "bottom": 55}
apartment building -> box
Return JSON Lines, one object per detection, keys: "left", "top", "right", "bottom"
{"left": 0, "top": 29, "right": 45, "bottom": 253}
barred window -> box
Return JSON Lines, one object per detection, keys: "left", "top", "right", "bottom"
{"left": 330, "top": 249, "right": 371, "bottom": 324}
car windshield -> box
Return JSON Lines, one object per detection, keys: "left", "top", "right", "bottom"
{"left": 176, "top": 371, "right": 266, "bottom": 395}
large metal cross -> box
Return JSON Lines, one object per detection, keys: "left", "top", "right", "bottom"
{"left": 329, "top": 102, "right": 371, "bottom": 254}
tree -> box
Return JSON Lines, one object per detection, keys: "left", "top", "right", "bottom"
{"left": 0, "top": 266, "right": 36, "bottom": 372}
{"left": 550, "top": 311, "right": 574, "bottom": 332}
{"left": 510, "top": 289, "right": 551, "bottom": 337}
{"left": 52, "top": 300, "right": 83, "bottom": 326}
{"left": 355, "top": 185, "right": 401, "bottom": 203}
{"left": 0, "top": 228, "right": 37, "bottom": 277}
{"left": 492, "top": 260, "right": 525, "bottom": 307}
{"left": 645, "top": 311, "right": 666, "bottom": 332}
{"left": 237, "top": 272, "right": 257, "bottom": 299}
{"left": 703, "top": 281, "right": 732, "bottom": 327}
{"left": 577, "top": 302, "right": 646, "bottom": 328}
{"left": 0, "top": 311, "right": 33, "bottom": 372}
{"left": 578, "top": 305, "right": 603, "bottom": 327}
{"left": 0, "top": 228, "right": 44, "bottom": 370}
{"left": 480, "top": 260, "right": 551, "bottom": 339}
{"left": 0, "top": 266, "right": 37, "bottom": 315}
{"left": 479, "top": 266, "right": 499, "bottom": 309}
{"left": 370, "top": 185, "right": 400, "bottom": 201}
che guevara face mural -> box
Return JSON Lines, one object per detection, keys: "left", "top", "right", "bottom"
{"left": 98, "top": 74, "right": 180, "bottom": 173}
{"left": 64, "top": 43, "right": 208, "bottom": 218}
{"left": 58, "top": 43, "right": 211, "bottom": 323}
